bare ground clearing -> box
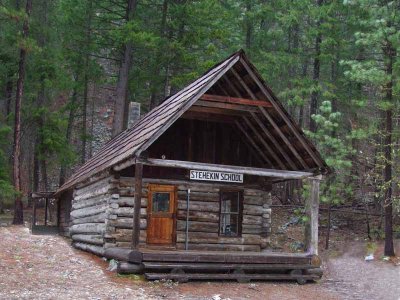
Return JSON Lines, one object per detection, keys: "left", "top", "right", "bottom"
{"left": 0, "top": 226, "right": 399, "bottom": 300}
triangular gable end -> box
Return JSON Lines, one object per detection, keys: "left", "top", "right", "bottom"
{"left": 56, "top": 50, "right": 328, "bottom": 195}
{"left": 135, "top": 53, "right": 327, "bottom": 172}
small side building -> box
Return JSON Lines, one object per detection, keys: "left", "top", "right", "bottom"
{"left": 54, "top": 50, "right": 329, "bottom": 283}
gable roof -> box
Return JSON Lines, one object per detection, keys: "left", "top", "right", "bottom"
{"left": 56, "top": 50, "right": 328, "bottom": 195}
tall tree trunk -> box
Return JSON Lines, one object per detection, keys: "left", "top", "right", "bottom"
{"left": 5, "top": 80, "right": 13, "bottom": 119}
{"left": 12, "top": 0, "right": 32, "bottom": 225}
{"left": 81, "top": 0, "right": 93, "bottom": 163}
{"left": 149, "top": 0, "right": 169, "bottom": 109}
{"left": 33, "top": 0, "right": 48, "bottom": 193}
{"left": 245, "top": 1, "right": 252, "bottom": 52}
{"left": 382, "top": 40, "right": 395, "bottom": 257}
{"left": 59, "top": 85, "right": 78, "bottom": 186}
{"left": 112, "top": 0, "right": 137, "bottom": 137}
{"left": 309, "top": 0, "right": 323, "bottom": 133}
{"left": 298, "top": 59, "right": 308, "bottom": 127}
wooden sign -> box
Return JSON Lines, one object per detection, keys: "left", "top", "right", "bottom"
{"left": 190, "top": 170, "right": 243, "bottom": 183}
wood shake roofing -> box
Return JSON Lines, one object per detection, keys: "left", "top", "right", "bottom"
{"left": 57, "top": 51, "right": 242, "bottom": 194}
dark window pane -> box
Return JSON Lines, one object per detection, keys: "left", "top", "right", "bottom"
{"left": 220, "top": 214, "right": 239, "bottom": 236}
{"left": 221, "top": 192, "right": 239, "bottom": 213}
{"left": 152, "top": 192, "right": 170, "bottom": 212}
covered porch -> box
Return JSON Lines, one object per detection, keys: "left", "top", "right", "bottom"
{"left": 107, "top": 157, "right": 323, "bottom": 283}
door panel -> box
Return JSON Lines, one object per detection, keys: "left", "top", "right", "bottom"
{"left": 147, "top": 184, "right": 176, "bottom": 245}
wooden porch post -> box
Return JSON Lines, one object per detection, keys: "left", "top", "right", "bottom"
{"left": 132, "top": 162, "right": 143, "bottom": 249}
{"left": 305, "top": 175, "right": 321, "bottom": 255}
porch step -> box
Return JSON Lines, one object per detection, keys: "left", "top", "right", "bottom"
{"left": 143, "top": 262, "right": 317, "bottom": 271}
{"left": 145, "top": 271, "right": 320, "bottom": 284}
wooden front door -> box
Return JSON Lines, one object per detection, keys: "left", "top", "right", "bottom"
{"left": 147, "top": 184, "right": 177, "bottom": 245}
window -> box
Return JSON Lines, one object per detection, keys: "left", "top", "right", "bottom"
{"left": 152, "top": 192, "right": 170, "bottom": 212}
{"left": 219, "top": 190, "right": 243, "bottom": 237}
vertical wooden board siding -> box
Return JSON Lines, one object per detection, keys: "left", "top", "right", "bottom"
{"left": 113, "top": 178, "right": 271, "bottom": 251}
{"left": 58, "top": 190, "right": 73, "bottom": 236}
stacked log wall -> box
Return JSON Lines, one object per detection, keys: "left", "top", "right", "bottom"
{"left": 69, "top": 175, "right": 116, "bottom": 256}
{"left": 106, "top": 177, "right": 271, "bottom": 251}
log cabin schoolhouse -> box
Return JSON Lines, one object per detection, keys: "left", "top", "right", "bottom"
{"left": 53, "top": 50, "right": 329, "bottom": 283}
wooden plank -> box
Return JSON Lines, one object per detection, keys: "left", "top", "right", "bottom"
{"left": 140, "top": 251, "right": 311, "bottom": 264}
{"left": 136, "top": 159, "right": 313, "bottom": 180}
{"left": 239, "top": 57, "right": 324, "bottom": 167}
{"left": 243, "top": 116, "right": 286, "bottom": 170}
{"left": 199, "top": 94, "right": 272, "bottom": 108}
{"left": 143, "top": 262, "right": 317, "bottom": 270}
{"left": 230, "top": 68, "right": 257, "bottom": 99}
{"left": 188, "top": 105, "right": 246, "bottom": 116}
{"left": 132, "top": 163, "right": 143, "bottom": 249}
{"left": 194, "top": 100, "right": 260, "bottom": 112}
{"left": 220, "top": 75, "right": 244, "bottom": 97}
{"left": 250, "top": 112, "right": 298, "bottom": 170}
{"left": 175, "top": 243, "right": 261, "bottom": 252}
{"left": 235, "top": 121, "right": 273, "bottom": 166}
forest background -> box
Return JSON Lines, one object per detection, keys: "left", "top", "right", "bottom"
{"left": 0, "top": 0, "right": 399, "bottom": 256}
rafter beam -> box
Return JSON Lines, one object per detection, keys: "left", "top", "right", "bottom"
{"left": 230, "top": 66, "right": 310, "bottom": 170}
{"left": 250, "top": 112, "right": 298, "bottom": 170}
{"left": 136, "top": 158, "right": 314, "bottom": 179}
{"left": 239, "top": 57, "right": 324, "bottom": 168}
{"left": 259, "top": 107, "right": 310, "bottom": 169}
{"left": 243, "top": 116, "right": 287, "bottom": 170}
{"left": 188, "top": 106, "right": 247, "bottom": 116}
{"left": 235, "top": 121, "right": 273, "bottom": 167}
{"left": 200, "top": 94, "right": 272, "bottom": 108}
{"left": 221, "top": 75, "right": 242, "bottom": 98}
{"left": 230, "top": 68, "right": 257, "bottom": 99}
{"left": 194, "top": 100, "right": 259, "bottom": 112}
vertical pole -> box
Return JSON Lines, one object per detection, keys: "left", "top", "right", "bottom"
{"left": 56, "top": 196, "right": 61, "bottom": 228}
{"left": 132, "top": 162, "right": 143, "bottom": 249}
{"left": 185, "top": 189, "right": 190, "bottom": 250}
{"left": 32, "top": 198, "right": 37, "bottom": 226}
{"left": 44, "top": 197, "right": 48, "bottom": 226}
{"left": 305, "top": 175, "right": 321, "bottom": 255}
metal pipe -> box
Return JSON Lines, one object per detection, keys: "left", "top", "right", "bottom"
{"left": 185, "top": 189, "right": 190, "bottom": 250}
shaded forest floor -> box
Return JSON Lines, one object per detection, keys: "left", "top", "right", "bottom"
{"left": 0, "top": 224, "right": 399, "bottom": 300}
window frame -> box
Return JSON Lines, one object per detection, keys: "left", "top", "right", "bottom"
{"left": 218, "top": 189, "right": 244, "bottom": 237}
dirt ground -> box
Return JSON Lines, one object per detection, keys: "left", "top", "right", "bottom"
{"left": 0, "top": 226, "right": 399, "bottom": 300}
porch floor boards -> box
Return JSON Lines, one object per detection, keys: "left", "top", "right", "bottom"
{"left": 137, "top": 248, "right": 313, "bottom": 264}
